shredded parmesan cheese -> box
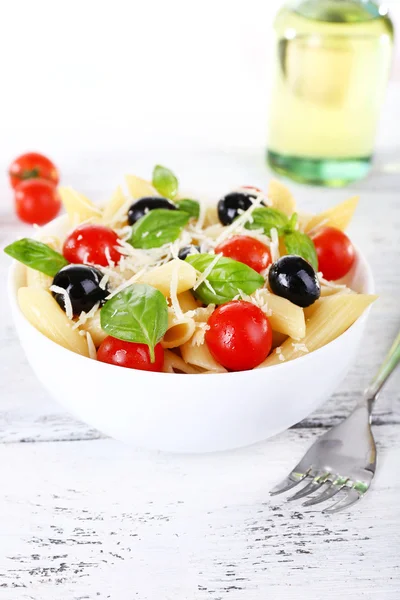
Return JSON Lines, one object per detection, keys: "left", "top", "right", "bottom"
{"left": 214, "top": 192, "right": 266, "bottom": 244}
{"left": 50, "top": 285, "right": 73, "bottom": 320}
{"left": 72, "top": 302, "right": 100, "bottom": 330}
{"left": 86, "top": 332, "right": 97, "bottom": 360}
{"left": 270, "top": 227, "right": 280, "bottom": 263}
{"left": 275, "top": 346, "right": 285, "bottom": 362}
{"left": 291, "top": 342, "right": 309, "bottom": 354}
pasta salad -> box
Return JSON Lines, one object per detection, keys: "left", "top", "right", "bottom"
{"left": 5, "top": 165, "right": 376, "bottom": 373}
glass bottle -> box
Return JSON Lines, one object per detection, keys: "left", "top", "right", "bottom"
{"left": 267, "top": 0, "right": 394, "bottom": 186}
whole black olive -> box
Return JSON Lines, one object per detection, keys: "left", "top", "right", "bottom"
{"left": 128, "top": 196, "right": 176, "bottom": 225}
{"left": 217, "top": 192, "right": 257, "bottom": 225}
{"left": 52, "top": 265, "right": 109, "bottom": 315}
{"left": 268, "top": 256, "right": 320, "bottom": 308}
{"left": 178, "top": 245, "right": 201, "bottom": 260}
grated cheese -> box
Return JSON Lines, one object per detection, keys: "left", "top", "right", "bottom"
{"left": 50, "top": 285, "right": 73, "bottom": 320}
{"left": 72, "top": 302, "right": 100, "bottom": 330}
{"left": 104, "top": 246, "right": 115, "bottom": 267}
{"left": 214, "top": 193, "right": 265, "bottom": 245}
{"left": 275, "top": 347, "right": 285, "bottom": 362}
{"left": 193, "top": 253, "right": 222, "bottom": 291}
{"left": 86, "top": 332, "right": 97, "bottom": 360}
{"left": 99, "top": 272, "right": 110, "bottom": 290}
{"left": 318, "top": 273, "right": 347, "bottom": 290}
{"left": 292, "top": 342, "right": 309, "bottom": 354}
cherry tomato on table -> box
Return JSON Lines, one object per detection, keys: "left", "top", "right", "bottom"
{"left": 311, "top": 226, "right": 355, "bottom": 281}
{"left": 9, "top": 152, "right": 59, "bottom": 189}
{"left": 63, "top": 224, "right": 123, "bottom": 267}
{"left": 215, "top": 235, "right": 271, "bottom": 273}
{"left": 97, "top": 336, "right": 164, "bottom": 372}
{"left": 15, "top": 179, "right": 61, "bottom": 225}
{"left": 205, "top": 300, "right": 272, "bottom": 371}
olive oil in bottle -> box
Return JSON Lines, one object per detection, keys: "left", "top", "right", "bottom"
{"left": 267, "top": 1, "right": 394, "bottom": 186}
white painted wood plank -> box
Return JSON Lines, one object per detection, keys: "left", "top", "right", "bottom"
{"left": 0, "top": 427, "right": 398, "bottom": 599}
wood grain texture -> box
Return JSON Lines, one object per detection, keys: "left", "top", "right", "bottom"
{"left": 0, "top": 149, "right": 399, "bottom": 598}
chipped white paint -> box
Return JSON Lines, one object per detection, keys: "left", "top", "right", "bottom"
{"left": 0, "top": 149, "right": 399, "bottom": 599}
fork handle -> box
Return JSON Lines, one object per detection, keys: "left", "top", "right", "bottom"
{"left": 364, "top": 331, "right": 400, "bottom": 413}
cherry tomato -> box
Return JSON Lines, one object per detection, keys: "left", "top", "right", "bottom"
{"left": 205, "top": 300, "right": 272, "bottom": 371}
{"left": 15, "top": 179, "right": 61, "bottom": 225}
{"left": 97, "top": 336, "right": 164, "bottom": 372}
{"left": 63, "top": 224, "right": 122, "bottom": 267}
{"left": 311, "top": 226, "right": 355, "bottom": 281}
{"left": 9, "top": 152, "right": 59, "bottom": 189}
{"left": 215, "top": 235, "right": 271, "bottom": 273}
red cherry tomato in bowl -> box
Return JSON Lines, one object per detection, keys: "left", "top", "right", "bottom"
{"left": 311, "top": 226, "right": 355, "bottom": 281}
{"left": 15, "top": 179, "right": 61, "bottom": 225}
{"left": 97, "top": 336, "right": 164, "bottom": 372}
{"left": 205, "top": 300, "right": 272, "bottom": 371}
{"left": 9, "top": 152, "right": 59, "bottom": 189}
{"left": 215, "top": 235, "right": 271, "bottom": 273}
{"left": 63, "top": 224, "right": 123, "bottom": 267}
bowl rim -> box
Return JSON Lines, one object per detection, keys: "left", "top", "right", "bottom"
{"left": 7, "top": 215, "right": 375, "bottom": 378}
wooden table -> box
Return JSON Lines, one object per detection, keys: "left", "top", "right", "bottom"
{"left": 0, "top": 147, "right": 399, "bottom": 600}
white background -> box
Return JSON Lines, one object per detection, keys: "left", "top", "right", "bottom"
{"left": 1, "top": 0, "right": 399, "bottom": 158}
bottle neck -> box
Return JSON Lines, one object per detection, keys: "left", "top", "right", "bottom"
{"left": 289, "top": 0, "right": 387, "bottom": 23}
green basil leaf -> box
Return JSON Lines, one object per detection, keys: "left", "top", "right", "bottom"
{"left": 285, "top": 212, "right": 298, "bottom": 233}
{"left": 176, "top": 198, "right": 200, "bottom": 219}
{"left": 4, "top": 238, "right": 68, "bottom": 277}
{"left": 129, "top": 209, "right": 190, "bottom": 249}
{"left": 186, "top": 254, "right": 264, "bottom": 305}
{"left": 245, "top": 207, "right": 289, "bottom": 236}
{"left": 283, "top": 231, "right": 318, "bottom": 271}
{"left": 100, "top": 283, "right": 168, "bottom": 362}
{"left": 152, "top": 165, "right": 178, "bottom": 200}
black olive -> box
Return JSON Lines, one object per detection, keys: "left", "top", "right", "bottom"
{"left": 127, "top": 196, "right": 176, "bottom": 225}
{"left": 178, "top": 245, "right": 201, "bottom": 260}
{"left": 268, "top": 256, "right": 320, "bottom": 308}
{"left": 217, "top": 192, "right": 257, "bottom": 225}
{"left": 52, "top": 265, "right": 109, "bottom": 315}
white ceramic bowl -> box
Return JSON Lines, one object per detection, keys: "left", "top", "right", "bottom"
{"left": 8, "top": 215, "right": 374, "bottom": 453}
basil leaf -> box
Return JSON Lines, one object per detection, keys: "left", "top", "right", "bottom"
{"left": 176, "top": 198, "right": 200, "bottom": 219}
{"left": 4, "top": 238, "right": 68, "bottom": 277}
{"left": 152, "top": 165, "right": 178, "bottom": 200}
{"left": 245, "top": 207, "right": 289, "bottom": 236}
{"left": 100, "top": 283, "right": 168, "bottom": 362}
{"left": 186, "top": 254, "right": 264, "bottom": 305}
{"left": 284, "top": 231, "right": 318, "bottom": 271}
{"left": 129, "top": 209, "right": 190, "bottom": 249}
{"left": 285, "top": 212, "right": 298, "bottom": 233}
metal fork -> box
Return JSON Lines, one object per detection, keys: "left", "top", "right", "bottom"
{"left": 270, "top": 331, "right": 400, "bottom": 513}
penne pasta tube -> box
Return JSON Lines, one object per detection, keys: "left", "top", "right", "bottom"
{"left": 178, "top": 290, "right": 201, "bottom": 313}
{"left": 260, "top": 293, "right": 377, "bottom": 367}
{"left": 268, "top": 179, "right": 296, "bottom": 215}
{"left": 161, "top": 311, "right": 196, "bottom": 349}
{"left": 181, "top": 339, "right": 227, "bottom": 373}
{"left": 26, "top": 267, "right": 53, "bottom": 290}
{"left": 137, "top": 259, "right": 197, "bottom": 297}
{"left": 125, "top": 175, "right": 159, "bottom": 199}
{"left": 305, "top": 196, "right": 359, "bottom": 234}
{"left": 79, "top": 310, "right": 108, "bottom": 347}
{"left": 59, "top": 186, "right": 102, "bottom": 225}
{"left": 253, "top": 289, "right": 306, "bottom": 339}
{"left": 18, "top": 287, "right": 90, "bottom": 357}
{"left": 163, "top": 349, "right": 201, "bottom": 374}
{"left": 102, "top": 185, "right": 127, "bottom": 226}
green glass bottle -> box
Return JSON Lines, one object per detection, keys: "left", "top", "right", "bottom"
{"left": 267, "top": 1, "right": 394, "bottom": 186}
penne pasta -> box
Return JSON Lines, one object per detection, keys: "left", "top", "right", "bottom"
{"left": 18, "top": 287, "right": 90, "bottom": 357}
{"left": 59, "top": 186, "right": 102, "bottom": 225}
{"left": 79, "top": 310, "right": 108, "bottom": 347}
{"left": 137, "top": 259, "right": 197, "bottom": 297}
{"left": 260, "top": 293, "right": 377, "bottom": 367}
{"left": 268, "top": 179, "right": 296, "bottom": 216}
{"left": 305, "top": 195, "right": 359, "bottom": 234}
{"left": 26, "top": 267, "right": 53, "bottom": 290}
{"left": 163, "top": 349, "right": 201, "bottom": 374}
{"left": 253, "top": 289, "right": 306, "bottom": 339}
{"left": 102, "top": 185, "right": 127, "bottom": 226}
{"left": 125, "top": 175, "right": 159, "bottom": 199}
{"left": 181, "top": 339, "right": 227, "bottom": 373}
{"left": 204, "top": 206, "right": 220, "bottom": 227}
{"left": 178, "top": 290, "right": 200, "bottom": 313}
{"left": 162, "top": 310, "right": 196, "bottom": 349}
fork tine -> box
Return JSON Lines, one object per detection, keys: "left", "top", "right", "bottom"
{"left": 302, "top": 482, "right": 344, "bottom": 507}
{"left": 323, "top": 488, "right": 362, "bottom": 514}
{"left": 287, "top": 477, "right": 325, "bottom": 501}
{"left": 270, "top": 471, "right": 309, "bottom": 496}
